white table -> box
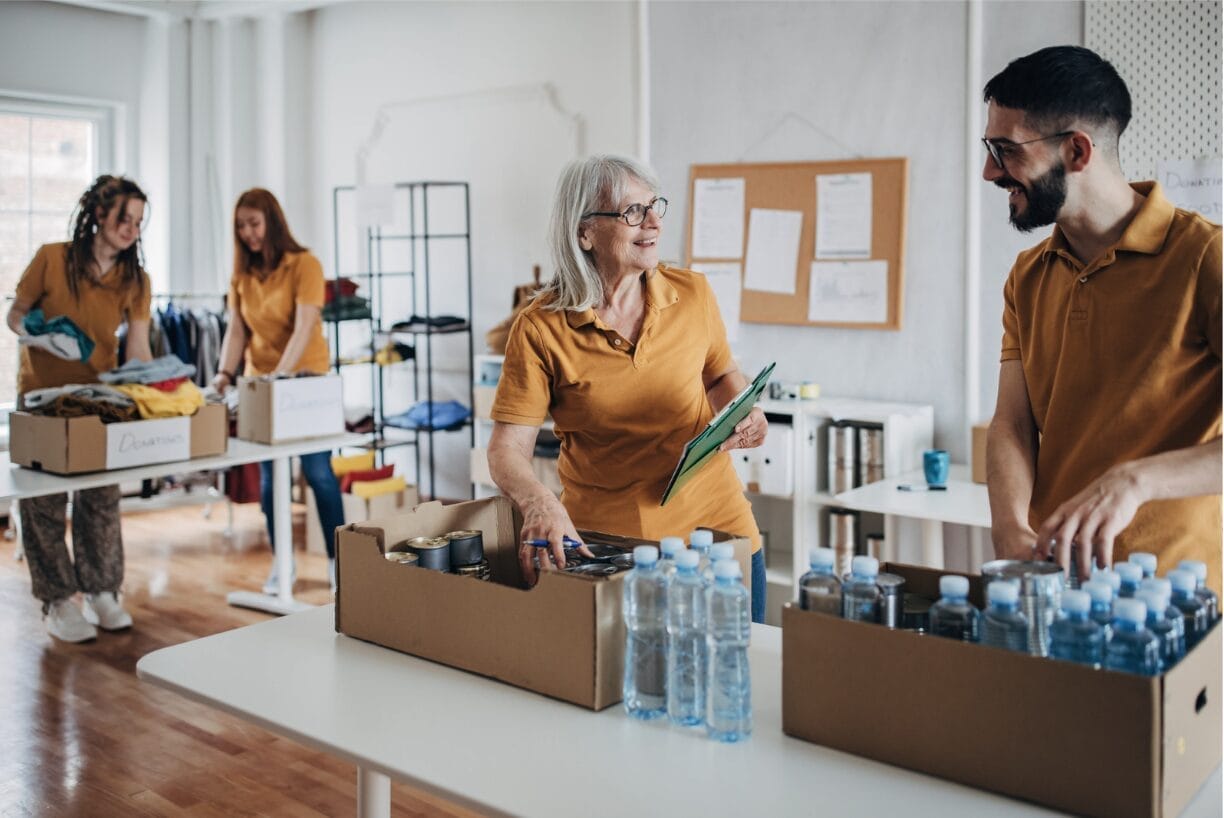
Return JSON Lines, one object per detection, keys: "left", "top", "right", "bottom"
{"left": 136, "top": 605, "right": 1221, "bottom": 818}
{"left": 0, "top": 432, "right": 365, "bottom": 615}
{"left": 835, "top": 464, "right": 991, "bottom": 571}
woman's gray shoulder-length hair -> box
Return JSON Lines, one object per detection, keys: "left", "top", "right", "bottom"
{"left": 539, "top": 154, "right": 661, "bottom": 312}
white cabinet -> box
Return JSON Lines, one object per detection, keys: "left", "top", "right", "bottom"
{"left": 470, "top": 353, "right": 561, "bottom": 500}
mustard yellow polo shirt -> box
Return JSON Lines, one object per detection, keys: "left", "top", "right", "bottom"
{"left": 14, "top": 242, "right": 151, "bottom": 394}
{"left": 493, "top": 264, "right": 761, "bottom": 551}
{"left": 1001, "top": 181, "right": 1222, "bottom": 591}
{"left": 229, "top": 250, "right": 330, "bottom": 376}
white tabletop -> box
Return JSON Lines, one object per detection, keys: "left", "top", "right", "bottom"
{"left": 138, "top": 606, "right": 1219, "bottom": 817}
{"left": 835, "top": 464, "right": 992, "bottom": 529}
{"left": 0, "top": 432, "right": 367, "bottom": 503}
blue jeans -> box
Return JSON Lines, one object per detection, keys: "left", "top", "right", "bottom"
{"left": 751, "top": 548, "right": 766, "bottom": 624}
{"left": 260, "top": 451, "right": 345, "bottom": 559}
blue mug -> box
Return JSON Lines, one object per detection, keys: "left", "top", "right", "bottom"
{"left": 923, "top": 449, "right": 950, "bottom": 487}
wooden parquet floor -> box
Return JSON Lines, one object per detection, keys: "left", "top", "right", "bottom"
{"left": 0, "top": 499, "right": 483, "bottom": 818}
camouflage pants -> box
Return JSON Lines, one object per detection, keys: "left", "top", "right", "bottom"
{"left": 19, "top": 485, "right": 124, "bottom": 607}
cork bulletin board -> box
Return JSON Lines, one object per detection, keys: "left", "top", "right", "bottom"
{"left": 684, "top": 158, "right": 908, "bottom": 330}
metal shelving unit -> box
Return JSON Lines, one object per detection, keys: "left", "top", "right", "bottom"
{"left": 330, "top": 182, "right": 475, "bottom": 500}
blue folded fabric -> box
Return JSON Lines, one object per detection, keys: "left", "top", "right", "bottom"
{"left": 23, "top": 308, "right": 95, "bottom": 362}
{"left": 383, "top": 400, "right": 471, "bottom": 431}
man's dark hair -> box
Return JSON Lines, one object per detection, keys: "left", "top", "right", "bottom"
{"left": 984, "top": 46, "right": 1131, "bottom": 152}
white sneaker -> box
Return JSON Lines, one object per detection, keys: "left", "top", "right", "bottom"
{"left": 262, "top": 559, "right": 297, "bottom": 595}
{"left": 328, "top": 558, "right": 337, "bottom": 595}
{"left": 46, "top": 599, "right": 98, "bottom": 643}
{"left": 83, "top": 592, "right": 133, "bottom": 631}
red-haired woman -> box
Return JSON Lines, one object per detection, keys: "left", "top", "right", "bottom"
{"left": 212, "top": 188, "right": 344, "bottom": 594}
{"left": 5, "top": 175, "right": 154, "bottom": 642}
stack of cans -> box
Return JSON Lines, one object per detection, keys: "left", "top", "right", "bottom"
{"left": 385, "top": 551, "right": 420, "bottom": 567}
{"left": 981, "top": 559, "right": 1064, "bottom": 656}
{"left": 445, "top": 530, "right": 488, "bottom": 580}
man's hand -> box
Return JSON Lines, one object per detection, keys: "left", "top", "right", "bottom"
{"left": 1036, "top": 462, "right": 1145, "bottom": 581}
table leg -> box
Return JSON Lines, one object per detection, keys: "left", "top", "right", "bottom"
{"left": 357, "top": 766, "right": 391, "bottom": 818}
{"left": 226, "top": 455, "right": 313, "bottom": 615}
{"left": 921, "top": 518, "right": 945, "bottom": 570}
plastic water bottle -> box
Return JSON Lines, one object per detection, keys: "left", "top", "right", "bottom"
{"left": 658, "top": 536, "right": 685, "bottom": 581}
{"left": 689, "top": 529, "right": 714, "bottom": 574}
{"left": 1115, "top": 563, "right": 1143, "bottom": 598}
{"left": 1178, "top": 559, "right": 1219, "bottom": 623}
{"left": 1104, "top": 598, "right": 1160, "bottom": 676}
{"left": 666, "top": 551, "right": 706, "bottom": 727}
{"left": 1082, "top": 579, "right": 1114, "bottom": 641}
{"left": 842, "top": 556, "right": 882, "bottom": 623}
{"left": 1136, "top": 589, "right": 1182, "bottom": 672}
{"left": 1129, "top": 551, "right": 1158, "bottom": 579}
{"left": 1168, "top": 569, "right": 1210, "bottom": 650}
{"left": 799, "top": 547, "right": 842, "bottom": 616}
{"left": 706, "top": 560, "right": 751, "bottom": 742}
{"left": 622, "top": 545, "right": 667, "bottom": 719}
{"left": 704, "top": 542, "right": 736, "bottom": 585}
{"left": 1049, "top": 589, "right": 1104, "bottom": 668}
{"left": 1092, "top": 567, "right": 1122, "bottom": 599}
{"left": 981, "top": 581, "right": 1029, "bottom": 653}
{"left": 1141, "top": 578, "right": 1187, "bottom": 658}
{"left": 928, "top": 575, "right": 982, "bottom": 642}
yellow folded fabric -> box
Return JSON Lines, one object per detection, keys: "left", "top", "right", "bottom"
{"left": 349, "top": 475, "right": 407, "bottom": 499}
{"left": 331, "top": 451, "right": 376, "bottom": 476}
{"left": 112, "top": 381, "right": 206, "bottom": 419}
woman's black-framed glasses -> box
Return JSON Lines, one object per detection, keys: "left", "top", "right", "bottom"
{"left": 981, "top": 131, "right": 1074, "bottom": 170}
{"left": 583, "top": 197, "right": 668, "bottom": 226}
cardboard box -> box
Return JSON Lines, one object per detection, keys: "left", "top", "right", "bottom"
{"left": 304, "top": 485, "right": 420, "bottom": 554}
{"left": 971, "top": 422, "right": 989, "bottom": 484}
{"left": 236, "top": 375, "right": 344, "bottom": 444}
{"left": 10, "top": 403, "right": 228, "bottom": 475}
{"left": 335, "top": 496, "right": 752, "bottom": 710}
{"left": 781, "top": 562, "right": 1222, "bottom": 818}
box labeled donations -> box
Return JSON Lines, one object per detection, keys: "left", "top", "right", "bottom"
{"left": 237, "top": 374, "right": 344, "bottom": 444}
{"left": 781, "top": 562, "right": 1221, "bottom": 818}
{"left": 335, "top": 496, "right": 752, "bottom": 710}
{"left": 10, "top": 403, "right": 228, "bottom": 475}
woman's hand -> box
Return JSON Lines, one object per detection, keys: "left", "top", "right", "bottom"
{"left": 517, "top": 492, "right": 587, "bottom": 587}
{"left": 719, "top": 407, "right": 768, "bottom": 452}
{"left": 210, "top": 371, "right": 234, "bottom": 394}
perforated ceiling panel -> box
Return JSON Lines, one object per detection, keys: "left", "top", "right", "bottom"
{"left": 1086, "top": 1, "right": 1222, "bottom": 180}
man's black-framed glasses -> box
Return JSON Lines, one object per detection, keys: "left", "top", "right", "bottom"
{"left": 981, "top": 131, "right": 1075, "bottom": 170}
{"left": 583, "top": 196, "right": 668, "bottom": 226}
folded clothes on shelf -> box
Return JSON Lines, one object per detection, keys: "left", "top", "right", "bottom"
{"left": 388, "top": 314, "right": 468, "bottom": 334}
{"left": 375, "top": 341, "right": 415, "bottom": 365}
{"left": 99, "top": 353, "right": 196, "bottom": 385}
{"left": 383, "top": 400, "right": 471, "bottom": 432}
{"left": 331, "top": 451, "right": 376, "bottom": 477}
{"left": 322, "top": 295, "right": 371, "bottom": 322}
{"left": 324, "top": 277, "right": 360, "bottom": 303}
{"left": 349, "top": 475, "right": 408, "bottom": 500}
{"left": 21, "top": 308, "right": 95, "bottom": 362}
{"left": 340, "top": 464, "right": 395, "bottom": 493}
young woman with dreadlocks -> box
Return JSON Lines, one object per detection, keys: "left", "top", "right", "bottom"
{"left": 6, "top": 175, "right": 154, "bottom": 643}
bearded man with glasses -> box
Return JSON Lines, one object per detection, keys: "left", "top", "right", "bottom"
{"left": 983, "top": 46, "right": 1222, "bottom": 594}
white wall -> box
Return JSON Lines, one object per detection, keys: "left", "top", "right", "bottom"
{"left": 306, "top": 0, "right": 639, "bottom": 499}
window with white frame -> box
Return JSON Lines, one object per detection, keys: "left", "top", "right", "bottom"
{"left": 0, "top": 95, "right": 112, "bottom": 409}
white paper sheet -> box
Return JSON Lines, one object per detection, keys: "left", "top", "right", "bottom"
{"left": 691, "top": 262, "right": 742, "bottom": 343}
{"left": 691, "top": 178, "right": 746, "bottom": 259}
{"left": 743, "top": 208, "right": 802, "bottom": 294}
{"left": 808, "top": 260, "right": 889, "bottom": 324}
{"left": 1156, "top": 157, "right": 1223, "bottom": 224}
{"left": 815, "top": 173, "right": 873, "bottom": 259}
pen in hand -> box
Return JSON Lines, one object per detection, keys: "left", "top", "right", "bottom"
{"left": 523, "top": 536, "right": 582, "bottom": 548}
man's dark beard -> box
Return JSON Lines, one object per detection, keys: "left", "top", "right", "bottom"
{"left": 1002, "top": 161, "right": 1067, "bottom": 232}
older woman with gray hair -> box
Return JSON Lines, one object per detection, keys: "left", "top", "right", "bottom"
{"left": 488, "top": 154, "right": 768, "bottom": 622}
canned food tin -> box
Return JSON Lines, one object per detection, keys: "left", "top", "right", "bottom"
{"left": 453, "top": 559, "right": 491, "bottom": 581}
{"left": 876, "top": 572, "right": 906, "bottom": 628}
{"left": 566, "top": 562, "right": 619, "bottom": 577}
{"left": 385, "top": 551, "right": 420, "bottom": 567}
{"left": 445, "top": 529, "right": 484, "bottom": 568}
{"left": 610, "top": 553, "right": 635, "bottom": 569}
{"left": 981, "top": 559, "right": 1063, "bottom": 655}
{"left": 403, "top": 536, "right": 451, "bottom": 571}
{"left": 901, "top": 593, "right": 932, "bottom": 632}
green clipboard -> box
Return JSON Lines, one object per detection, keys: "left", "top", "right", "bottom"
{"left": 660, "top": 361, "right": 776, "bottom": 506}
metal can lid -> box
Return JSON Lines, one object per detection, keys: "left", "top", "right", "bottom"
{"left": 876, "top": 572, "right": 906, "bottom": 592}
{"left": 445, "top": 530, "right": 483, "bottom": 541}
{"left": 386, "top": 551, "right": 420, "bottom": 564}
{"left": 403, "top": 536, "right": 449, "bottom": 550}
